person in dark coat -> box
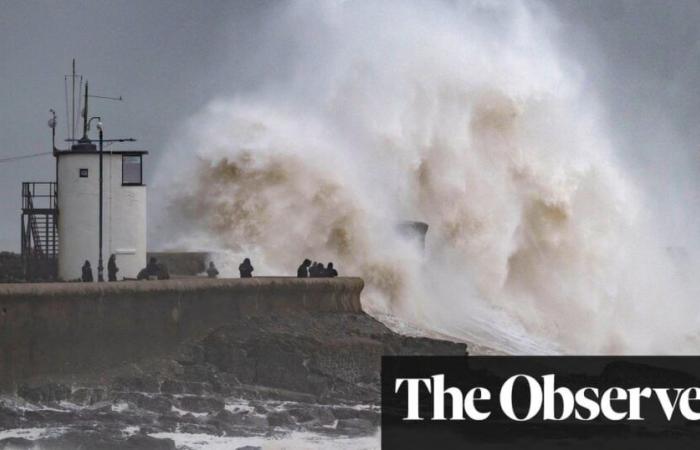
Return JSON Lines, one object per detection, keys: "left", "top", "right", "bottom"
{"left": 297, "top": 259, "right": 311, "bottom": 278}
{"left": 81, "top": 260, "right": 93, "bottom": 282}
{"left": 146, "top": 257, "right": 159, "bottom": 278}
{"left": 308, "top": 262, "right": 319, "bottom": 277}
{"left": 157, "top": 263, "right": 170, "bottom": 280}
{"left": 238, "top": 258, "right": 253, "bottom": 278}
{"left": 325, "top": 262, "right": 338, "bottom": 278}
{"left": 107, "top": 254, "right": 119, "bottom": 282}
{"left": 312, "top": 262, "right": 326, "bottom": 278}
{"left": 207, "top": 261, "right": 220, "bottom": 278}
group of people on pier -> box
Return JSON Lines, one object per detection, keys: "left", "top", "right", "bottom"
{"left": 81, "top": 255, "right": 170, "bottom": 282}
{"left": 296, "top": 259, "right": 338, "bottom": 278}
{"left": 81, "top": 255, "right": 339, "bottom": 281}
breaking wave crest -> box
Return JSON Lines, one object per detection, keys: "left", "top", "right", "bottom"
{"left": 154, "top": 1, "right": 700, "bottom": 354}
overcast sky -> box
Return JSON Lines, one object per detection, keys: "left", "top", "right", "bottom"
{"left": 1, "top": 0, "right": 699, "bottom": 252}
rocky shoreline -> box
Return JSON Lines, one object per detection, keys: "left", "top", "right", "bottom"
{"left": 0, "top": 311, "right": 466, "bottom": 449}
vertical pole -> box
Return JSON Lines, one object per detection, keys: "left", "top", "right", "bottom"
{"left": 71, "top": 59, "right": 75, "bottom": 141}
{"left": 21, "top": 216, "right": 25, "bottom": 279}
{"left": 83, "top": 82, "right": 89, "bottom": 140}
{"left": 98, "top": 127, "right": 104, "bottom": 282}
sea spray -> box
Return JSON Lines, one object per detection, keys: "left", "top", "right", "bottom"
{"left": 153, "top": 1, "right": 699, "bottom": 354}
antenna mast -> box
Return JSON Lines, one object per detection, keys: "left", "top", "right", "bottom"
{"left": 82, "top": 81, "right": 89, "bottom": 140}
{"left": 65, "top": 59, "right": 83, "bottom": 141}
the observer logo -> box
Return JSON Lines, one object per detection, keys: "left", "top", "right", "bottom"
{"left": 395, "top": 373, "right": 700, "bottom": 422}
{"left": 381, "top": 357, "right": 700, "bottom": 449}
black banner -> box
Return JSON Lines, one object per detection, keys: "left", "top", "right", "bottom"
{"left": 382, "top": 356, "right": 700, "bottom": 449}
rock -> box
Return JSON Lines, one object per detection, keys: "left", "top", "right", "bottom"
{"left": 71, "top": 387, "right": 107, "bottom": 405}
{"left": 114, "top": 376, "right": 160, "bottom": 393}
{"left": 267, "top": 410, "right": 293, "bottom": 427}
{"left": 236, "top": 447, "right": 262, "bottom": 450}
{"left": 17, "top": 383, "right": 70, "bottom": 403}
{"left": 0, "top": 437, "right": 33, "bottom": 449}
{"left": 250, "top": 401, "right": 269, "bottom": 415}
{"left": 159, "top": 380, "right": 185, "bottom": 394}
{"left": 116, "top": 393, "right": 173, "bottom": 414}
{"left": 211, "top": 409, "right": 268, "bottom": 431}
{"left": 230, "top": 385, "right": 318, "bottom": 404}
{"left": 125, "top": 435, "right": 176, "bottom": 449}
{"left": 336, "top": 418, "right": 375, "bottom": 433}
{"left": 214, "top": 409, "right": 237, "bottom": 422}
{"left": 237, "top": 414, "right": 269, "bottom": 429}
{"left": 288, "top": 406, "right": 335, "bottom": 425}
{"left": 178, "top": 396, "right": 224, "bottom": 414}
{"left": 176, "top": 422, "right": 221, "bottom": 436}
{"left": 24, "top": 409, "right": 77, "bottom": 425}
{"left": 0, "top": 407, "right": 21, "bottom": 429}
{"left": 331, "top": 407, "right": 380, "bottom": 425}
{"left": 35, "top": 431, "right": 121, "bottom": 449}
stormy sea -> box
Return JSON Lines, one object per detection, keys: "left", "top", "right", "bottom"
{"left": 3, "top": 1, "right": 700, "bottom": 449}
{"left": 154, "top": 0, "right": 699, "bottom": 355}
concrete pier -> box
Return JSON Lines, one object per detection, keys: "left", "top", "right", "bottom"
{"left": 0, "top": 278, "right": 363, "bottom": 392}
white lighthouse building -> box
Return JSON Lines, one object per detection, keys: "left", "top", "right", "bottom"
{"left": 56, "top": 139, "right": 147, "bottom": 281}
{"left": 21, "top": 71, "right": 147, "bottom": 281}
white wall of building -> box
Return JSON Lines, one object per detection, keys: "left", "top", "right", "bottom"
{"left": 57, "top": 152, "right": 146, "bottom": 280}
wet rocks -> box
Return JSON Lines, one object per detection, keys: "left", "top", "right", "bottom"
{"left": 0, "top": 406, "right": 21, "bottom": 430}
{"left": 4, "top": 310, "right": 465, "bottom": 446}
{"left": 177, "top": 395, "right": 224, "bottom": 414}
{"left": 32, "top": 431, "right": 176, "bottom": 450}
{"left": 70, "top": 387, "right": 108, "bottom": 405}
{"left": 337, "top": 418, "right": 375, "bottom": 434}
{"left": 0, "top": 437, "right": 33, "bottom": 449}
{"left": 267, "top": 410, "right": 294, "bottom": 427}
{"left": 17, "top": 383, "right": 70, "bottom": 404}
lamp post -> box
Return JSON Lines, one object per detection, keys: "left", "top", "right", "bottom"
{"left": 87, "top": 116, "right": 104, "bottom": 282}
{"left": 97, "top": 122, "right": 104, "bottom": 281}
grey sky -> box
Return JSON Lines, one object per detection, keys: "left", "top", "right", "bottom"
{"left": 1, "top": 0, "right": 699, "bottom": 252}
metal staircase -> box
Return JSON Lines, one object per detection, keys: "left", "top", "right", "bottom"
{"left": 21, "top": 182, "right": 59, "bottom": 281}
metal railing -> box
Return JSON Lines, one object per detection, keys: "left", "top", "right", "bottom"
{"left": 21, "top": 182, "right": 59, "bottom": 281}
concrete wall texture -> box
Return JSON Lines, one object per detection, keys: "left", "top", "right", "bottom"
{"left": 0, "top": 277, "right": 364, "bottom": 392}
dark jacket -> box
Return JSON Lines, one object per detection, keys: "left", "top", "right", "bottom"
{"left": 107, "top": 257, "right": 119, "bottom": 282}
{"left": 326, "top": 264, "right": 338, "bottom": 278}
{"left": 81, "top": 263, "right": 93, "bottom": 282}
{"left": 297, "top": 260, "right": 311, "bottom": 278}
{"left": 238, "top": 260, "right": 253, "bottom": 278}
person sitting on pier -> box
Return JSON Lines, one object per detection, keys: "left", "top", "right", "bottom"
{"left": 107, "top": 254, "right": 119, "bottom": 282}
{"left": 207, "top": 261, "right": 220, "bottom": 278}
{"left": 325, "top": 262, "right": 338, "bottom": 278}
{"left": 238, "top": 258, "right": 253, "bottom": 278}
{"left": 146, "top": 257, "right": 159, "bottom": 278}
{"left": 81, "top": 260, "right": 93, "bottom": 282}
{"left": 157, "top": 263, "right": 170, "bottom": 280}
{"left": 297, "top": 259, "right": 311, "bottom": 278}
{"left": 136, "top": 257, "right": 169, "bottom": 280}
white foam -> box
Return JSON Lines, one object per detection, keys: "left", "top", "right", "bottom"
{"left": 149, "top": 430, "right": 380, "bottom": 450}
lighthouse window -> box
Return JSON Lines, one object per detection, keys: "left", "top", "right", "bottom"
{"left": 122, "top": 155, "right": 142, "bottom": 186}
{"left": 79, "top": 168, "right": 88, "bottom": 178}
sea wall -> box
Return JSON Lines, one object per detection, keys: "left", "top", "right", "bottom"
{"left": 0, "top": 277, "right": 363, "bottom": 392}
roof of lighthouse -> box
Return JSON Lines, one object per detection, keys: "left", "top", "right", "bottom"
{"left": 56, "top": 148, "right": 149, "bottom": 156}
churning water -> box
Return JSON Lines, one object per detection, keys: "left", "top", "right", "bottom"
{"left": 153, "top": 1, "right": 700, "bottom": 354}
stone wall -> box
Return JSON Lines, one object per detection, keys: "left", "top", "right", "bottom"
{"left": 0, "top": 277, "right": 363, "bottom": 393}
